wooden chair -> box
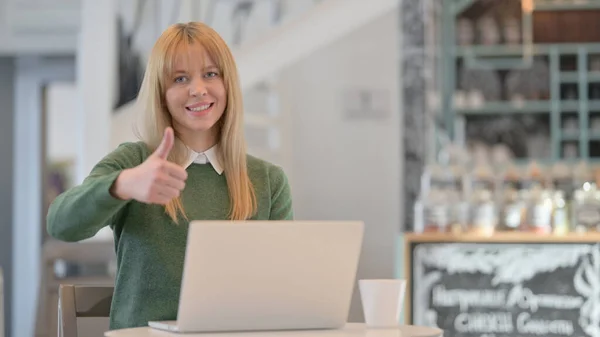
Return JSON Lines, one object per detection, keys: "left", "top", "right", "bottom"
{"left": 58, "top": 285, "right": 114, "bottom": 337}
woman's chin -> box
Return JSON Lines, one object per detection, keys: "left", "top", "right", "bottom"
{"left": 181, "top": 121, "right": 219, "bottom": 133}
{"left": 172, "top": 111, "right": 222, "bottom": 134}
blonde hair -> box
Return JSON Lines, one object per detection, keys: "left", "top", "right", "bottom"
{"left": 135, "top": 22, "right": 256, "bottom": 222}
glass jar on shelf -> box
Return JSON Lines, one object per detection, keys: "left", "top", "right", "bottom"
{"left": 552, "top": 190, "right": 570, "bottom": 235}
{"left": 447, "top": 188, "right": 469, "bottom": 235}
{"left": 426, "top": 163, "right": 462, "bottom": 195}
{"left": 524, "top": 185, "right": 553, "bottom": 234}
{"left": 468, "top": 163, "right": 496, "bottom": 197}
{"left": 523, "top": 161, "right": 548, "bottom": 189}
{"left": 422, "top": 189, "right": 451, "bottom": 233}
{"left": 573, "top": 161, "right": 593, "bottom": 193}
{"left": 468, "top": 189, "right": 498, "bottom": 236}
{"left": 499, "top": 187, "right": 525, "bottom": 231}
{"left": 551, "top": 162, "right": 573, "bottom": 197}
{"left": 573, "top": 183, "right": 600, "bottom": 233}
{"left": 501, "top": 164, "right": 523, "bottom": 191}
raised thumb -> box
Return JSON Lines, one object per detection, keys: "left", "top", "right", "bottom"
{"left": 154, "top": 127, "right": 174, "bottom": 160}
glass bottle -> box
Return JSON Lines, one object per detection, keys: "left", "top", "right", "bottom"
{"left": 469, "top": 189, "right": 498, "bottom": 236}
{"left": 523, "top": 161, "right": 548, "bottom": 190}
{"left": 525, "top": 186, "right": 553, "bottom": 234}
{"left": 502, "top": 164, "right": 523, "bottom": 191}
{"left": 470, "top": 164, "right": 495, "bottom": 192}
{"left": 572, "top": 183, "right": 600, "bottom": 233}
{"left": 448, "top": 165, "right": 468, "bottom": 234}
{"left": 572, "top": 161, "right": 593, "bottom": 194}
{"left": 552, "top": 190, "right": 569, "bottom": 235}
{"left": 551, "top": 162, "right": 572, "bottom": 197}
{"left": 499, "top": 187, "right": 525, "bottom": 231}
{"left": 423, "top": 189, "right": 450, "bottom": 233}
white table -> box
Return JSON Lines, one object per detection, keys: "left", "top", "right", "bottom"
{"left": 104, "top": 323, "right": 443, "bottom": 337}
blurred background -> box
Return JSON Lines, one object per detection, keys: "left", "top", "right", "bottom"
{"left": 2, "top": 0, "right": 600, "bottom": 337}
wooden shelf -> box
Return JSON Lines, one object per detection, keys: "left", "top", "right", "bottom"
{"left": 560, "top": 71, "right": 600, "bottom": 82}
{"left": 534, "top": 2, "right": 600, "bottom": 11}
{"left": 455, "top": 100, "right": 586, "bottom": 115}
{"left": 456, "top": 100, "right": 551, "bottom": 115}
{"left": 455, "top": 43, "right": 600, "bottom": 58}
{"left": 589, "top": 72, "right": 600, "bottom": 81}
{"left": 587, "top": 100, "right": 600, "bottom": 110}
{"left": 560, "top": 71, "right": 579, "bottom": 82}
{"left": 404, "top": 231, "right": 600, "bottom": 243}
{"left": 455, "top": 100, "right": 600, "bottom": 115}
{"left": 561, "top": 132, "right": 580, "bottom": 140}
{"left": 442, "top": 0, "right": 600, "bottom": 164}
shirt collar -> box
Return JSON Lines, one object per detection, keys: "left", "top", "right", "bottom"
{"left": 183, "top": 144, "right": 224, "bottom": 175}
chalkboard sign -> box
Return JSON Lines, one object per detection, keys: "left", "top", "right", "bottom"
{"left": 410, "top": 241, "right": 600, "bottom": 337}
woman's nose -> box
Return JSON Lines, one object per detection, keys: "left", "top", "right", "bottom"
{"left": 189, "top": 78, "right": 208, "bottom": 96}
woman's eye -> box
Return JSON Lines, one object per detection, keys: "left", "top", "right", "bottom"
{"left": 174, "top": 76, "right": 187, "bottom": 83}
{"left": 205, "top": 71, "right": 219, "bottom": 78}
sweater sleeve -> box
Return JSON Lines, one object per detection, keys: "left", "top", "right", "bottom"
{"left": 268, "top": 165, "right": 294, "bottom": 220}
{"left": 46, "top": 142, "right": 147, "bottom": 242}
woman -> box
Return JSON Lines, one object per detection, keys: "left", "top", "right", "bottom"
{"left": 46, "top": 21, "right": 293, "bottom": 329}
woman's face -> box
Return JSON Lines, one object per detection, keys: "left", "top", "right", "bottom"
{"left": 164, "top": 43, "right": 226, "bottom": 143}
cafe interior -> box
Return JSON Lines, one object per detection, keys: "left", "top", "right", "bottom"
{"left": 2, "top": 0, "right": 600, "bottom": 336}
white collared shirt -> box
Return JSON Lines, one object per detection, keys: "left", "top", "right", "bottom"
{"left": 182, "top": 144, "right": 224, "bottom": 175}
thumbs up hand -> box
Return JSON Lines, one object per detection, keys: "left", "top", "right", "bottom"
{"left": 111, "top": 127, "right": 188, "bottom": 204}
{"left": 152, "top": 126, "right": 176, "bottom": 160}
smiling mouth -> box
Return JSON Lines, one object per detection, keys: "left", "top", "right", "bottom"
{"left": 186, "top": 103, "right": 214, "bottom": 112}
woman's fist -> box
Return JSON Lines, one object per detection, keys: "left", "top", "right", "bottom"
{"left": 111, "top": 127, "right": 188, "bottom": 205}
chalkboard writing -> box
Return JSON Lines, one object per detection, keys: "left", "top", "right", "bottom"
{"left": 410, "top": 242, "right": 600, "bottom": 337}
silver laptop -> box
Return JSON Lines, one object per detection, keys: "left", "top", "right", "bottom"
{"left": 148, "top": 220, "right": 364, "bottom": 333}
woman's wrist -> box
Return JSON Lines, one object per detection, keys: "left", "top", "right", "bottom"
{"left": 110, "top": 169, "right": 132, "bottom": 201}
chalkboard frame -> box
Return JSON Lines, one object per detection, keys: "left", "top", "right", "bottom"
{"left": 404, "top": 232, "right": 600, "bottom": 326}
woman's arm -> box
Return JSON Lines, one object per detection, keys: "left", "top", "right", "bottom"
{"left": 268, "top": 166, "right": 294, "bottom": 220}
{"left": 46, "top": 142, "right": 145, "bottom": 242}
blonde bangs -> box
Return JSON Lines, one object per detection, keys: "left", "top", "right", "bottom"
{"left": 160, "top": 30, "right": 229, "bottom": 93}
{"left": 158, "top": 31, "right": 192, "bottom": 94}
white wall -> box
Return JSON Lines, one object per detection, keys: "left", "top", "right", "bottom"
{"left": 46, "top": 83, "right": 78, "bottom": 162}
{"left": 111, "top": 104, "right": 139, "bottom": 149}
{"left": 0, "top": 0, "right": 78, "bottom": 55}
{"left": 280, "top": 11, "right": 402, "bottom": 322}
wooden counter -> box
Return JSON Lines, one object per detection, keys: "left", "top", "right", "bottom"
{"left": 403, "top": 232, "right": 600, "bottom": 337}
{"left": 405, "top": 231, "right": 600, "bottom": 243}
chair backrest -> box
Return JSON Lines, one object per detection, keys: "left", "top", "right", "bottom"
{"left": 58, "top": 285, "right": 114, "bottom": 337}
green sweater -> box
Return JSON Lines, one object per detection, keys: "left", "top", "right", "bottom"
{"left": 46, "top": 141, "right": 293, "bottom": 330}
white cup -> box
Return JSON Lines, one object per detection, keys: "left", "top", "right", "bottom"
{"left": 359, "top": 279, "right": 406, "bottom": 328}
